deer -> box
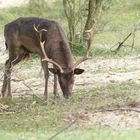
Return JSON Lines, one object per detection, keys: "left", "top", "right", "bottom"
{"left": 1, "top": 17, "right": 92, "bottom": 100}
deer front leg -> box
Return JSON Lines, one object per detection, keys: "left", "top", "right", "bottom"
{"left": 41, "top": 61, "right": 49, "bottom": 100}
{"left": 53, "top": 74, "right": 59, "bottom": 98}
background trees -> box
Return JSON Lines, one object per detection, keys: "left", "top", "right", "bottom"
{"left": 63, "top": 0, "right": 111, "bottom": 51}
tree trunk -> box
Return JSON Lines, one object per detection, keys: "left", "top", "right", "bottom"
{"left": 84, "top": 0, "right": 103, "bottom": 31}
{"left": 83, "top": 0, "right": 103, "bottom": 49}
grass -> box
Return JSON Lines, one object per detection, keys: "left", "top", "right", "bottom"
{"left": 0, "top": 0, "right": 64, "bottom": 33}
{"left": 0, "top": 81, "right": 140, "bottom": 139}
{"left": 91, "top": 65, "right": 140, "bottom": 74}
{"left": 0, "top": 129, "right": 140, "bottom": 140}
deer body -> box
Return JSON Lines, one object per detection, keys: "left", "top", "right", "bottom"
{"left": 2, "top": 17, "right": 84, "bottom": 100}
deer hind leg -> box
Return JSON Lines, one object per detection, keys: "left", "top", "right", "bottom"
{"left": 41, "top": 61, "right": 49, "bottom": 100}
{"left": 1, "top": 44, "right": 27, "bottom": 98}
{"left": 2, "top": 57, "right": 17, "bottom": 98}
{"left": 2, "top": 55, "right": 28, "bottom": 97}
{"left": 2, "top": 59, "right": 10, "bottom": 97}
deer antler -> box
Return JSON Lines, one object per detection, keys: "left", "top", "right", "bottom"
{"left": 33, "top": 24, "right": 64, "bottom": 73}
{"left": 72, "top": 23, "right": 96, "bottom": 70}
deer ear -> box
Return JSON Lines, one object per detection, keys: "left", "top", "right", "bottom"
{"left": 48, "top": 68, "right": 59, "bottom": 74}
{"left": 74, "top": 68, "right": 84, "bottom": 75}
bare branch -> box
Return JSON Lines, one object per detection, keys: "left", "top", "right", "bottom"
{"left": 94, "top": 107, "right": 140, "bottom": 114}
{"left": 111, "top": 33, "right": 132, "bottom": 53}
{"left": 111, "top": 23, "right": 140, "bottom": 53}
{"left": 14, "top": 75, "right": 44, "bottom": 102}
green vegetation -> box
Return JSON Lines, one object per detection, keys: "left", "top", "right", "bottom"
{"left": 0, "top": 129, "right": 140, "bottom": 140}
{"left": 0, "top": 0, "right": 64, "bottom": 33}
{"left": 91, "top": 65, "right": 140, "bottom": 74}
{"left": 0, "top": 81, "right": 140, "bottom": 139}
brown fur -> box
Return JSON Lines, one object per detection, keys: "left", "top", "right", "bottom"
{"left": 1, "top": 17, "right": 84, "bottom": 100}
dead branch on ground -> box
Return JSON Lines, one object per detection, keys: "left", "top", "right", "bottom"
{"left": 48, "top": 119, "right": 77, "bottom": 140}
{"left": 94, "top": 107, "right": 140, "bottom": 114}
{"left": 15, "top": 75, "right": 44, "bottom": 102}
{"left": 111, "top": 23, "right": 140, "bottom": 53}
{"left": 0, "top": 111, "right": 16, "bottom": 115}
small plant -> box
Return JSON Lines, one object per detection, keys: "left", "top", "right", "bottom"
{"left": 28, "top": 0, "right": 48, "bottom": 16}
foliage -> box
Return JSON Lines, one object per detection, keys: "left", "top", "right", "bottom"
{"left": 28, "top": 0, "right": 48, "bottom": 16}
{"left": 63, "top": 0, "right": 87, "bottom": 48}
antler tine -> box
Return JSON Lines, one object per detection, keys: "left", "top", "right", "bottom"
{"left": 33, "top": 24, "right": 47, "bottom": 39}
{"left": 33, "top": 24, "right": 39, "bottom": 32}
{"left": 72, "top": 46, "right": 92, "bottom": 70}
{"left": 33, "top": 24, "right": 64, "bottom": 73}
{"left": 40, "top": 41, "right": 64, "bottom": 73}
{"left": 72, "top": 23, "right": 96, "bottom": 69}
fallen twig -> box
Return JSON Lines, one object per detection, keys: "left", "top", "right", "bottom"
{"left": 14, "top": 75, "right": 44, "bottom": 102}
{"left": 0, "top": 111, "right": 16, "bottom": 115}
{"left": 94, "top": 107, "right": 140, "bottom": 114}
{"left": 48, "top": 119, "right": 77, "bottom": 140}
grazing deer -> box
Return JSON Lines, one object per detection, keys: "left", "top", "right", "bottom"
{"left": 1, "top": 17, "right": 91, "bottom": 100}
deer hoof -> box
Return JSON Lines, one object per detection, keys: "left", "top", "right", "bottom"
{"left": 54, "top": 95, "right": 60, "bottom": 99}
